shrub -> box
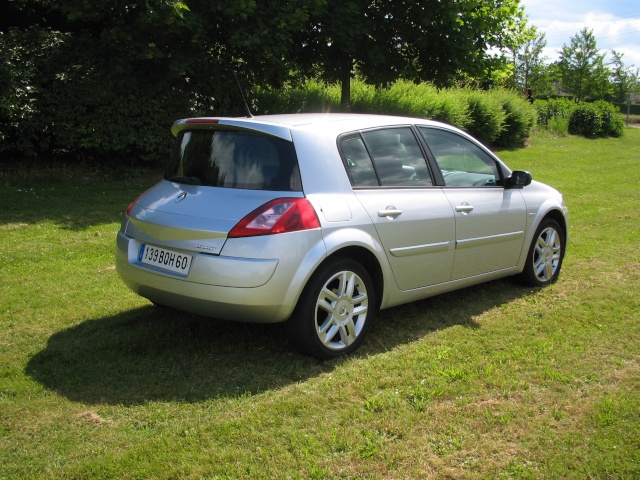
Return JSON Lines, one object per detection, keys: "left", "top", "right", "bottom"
{"left": 568, "top": 104, "right": 602, "bottom": 137}
{"left": 490, "top": 89, "right": 537, "bottom": 147}
{"left": 349, "top": 80, "right": 377, "bottom": 113}
{"left": 252, "top": 80, "right": 534, "bottom": 148}
{"left": 252, "top": 88, "right": 286, "bottom": 114}
{"left": 594, "top": 101, "right": 625, "bottom": 137}
{"left": 537, "top": 99, "right": 624, "bottom": 138}
{"left": 457, "top": 88, "right": 505, "bottom": 144}
{"left": 375, "top": 80, "right": 445, "bottom": 119}
{"left": 254, "top": 80, "right": 337, "bottom": 114}
{"left": 433, "top": 90, "right": 471, "bottom": 131}
{"left": 374, "top": 81, "right": 471, "bottom": 129}
{"left": 547, "top": 116, "right": 569, "bottom": 136}
{"left": 534, "top": 98, "right": 575, "bottom": 127}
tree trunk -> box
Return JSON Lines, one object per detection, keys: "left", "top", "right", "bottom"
{"left": 340, "top": 59, "right": 352, "bottom": 111}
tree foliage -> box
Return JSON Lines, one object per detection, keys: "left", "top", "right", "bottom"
{"left": 557, "top": 28, "right": 609, "bottom": 102}
{"left": 609, "top": 51, "right": 640, "bottom": 104}
{"left": 0, "top": 0, "right": 324, "bottom": 161}
{"left": 294, "top": 0, "right": 527, "bottom": 107}
{"left": 508, "top": 26, "right": 550, "bottom": 95}
{"left": 2, "top": 0, "right": 198, "bottom": 159}
{"left": 512, "top": 28, "right": 639, "bottom": 104}
{"left": 1, "top": 0, "right": 632, "bottom": 163}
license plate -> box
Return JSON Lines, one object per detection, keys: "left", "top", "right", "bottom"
{"left": 138, "top": 244, "right": 192, "bottom": 275}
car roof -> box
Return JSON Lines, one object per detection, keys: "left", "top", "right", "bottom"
{"left": 171, "top": 113, "right": 453, "bottom": 141}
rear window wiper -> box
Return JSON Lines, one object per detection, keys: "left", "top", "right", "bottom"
{"left": 167, "top": 176, "right": 202, "bottom": 185}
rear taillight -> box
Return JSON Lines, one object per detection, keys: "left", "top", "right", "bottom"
{"left": 126, "top": 187, "right": 154, "bottom": 216}
{"left": 126, "top": 197, "right": 141, "bottom": 216}
{"left": 228, "top": 198, "right": 320, "bottom": 238}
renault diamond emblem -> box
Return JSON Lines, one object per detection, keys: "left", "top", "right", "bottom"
{"left": 175, "top": 192, "right": 187, "bottom": 203}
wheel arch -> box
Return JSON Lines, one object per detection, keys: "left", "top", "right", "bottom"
{"left": 532, "top": 207, "right": 569, "bottom": 254}
{"left": 517, "top": 205, "right": 569, "bottom": 274}
{"left": 542, "top": 208, "right": 569, "bottom": 241}
{"left": 516, "top": 209, "right": 567, "bottom": 286}
{"left": 320, "top": 246, "right": 385, "bottom": 311}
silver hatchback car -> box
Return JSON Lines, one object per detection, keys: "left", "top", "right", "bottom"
{"left": 116, "top": 113, "right": 568, "bottom": 359}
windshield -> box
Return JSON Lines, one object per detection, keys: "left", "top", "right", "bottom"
{"left": 165, "top": 130, "right": 302, "bottom": 191}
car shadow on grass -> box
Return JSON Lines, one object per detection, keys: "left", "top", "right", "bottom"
{"left": 0, "top": 172, "right": 160, "bottom": 231}
{"left": 26, "top": 279, "right": 534, "bottom": 406}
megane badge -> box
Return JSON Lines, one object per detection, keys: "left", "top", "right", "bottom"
{"left": 175, "top": 192, "right": 187, "bottom": 203}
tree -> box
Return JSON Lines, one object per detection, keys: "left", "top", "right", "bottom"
{"left": 508, "top": 26, "right": 552, "bottom": 95}
{"left": 0, "top": 0, "right": 324, "bottom": 160}
{"left": 294, "top": 0, "right": 527, "bottom": 108}
{"left": 0, "top": 0, "right": 199, "bottom": 159}
{"left": 1, "top": 0, "right": 531, "bottom": 160}
{"left": 558, "top": 28, "right": 609, "bottom": 102}
{"left": 609, "top": 50, "right": 640, "bottom": 104}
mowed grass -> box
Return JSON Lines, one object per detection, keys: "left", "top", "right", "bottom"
{"left": 1, "top": 129, "right": 639, "bottom": 479}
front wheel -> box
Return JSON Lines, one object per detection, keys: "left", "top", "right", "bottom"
{"left": 287, "top": 259, "right": 375, "bottom": 359}
{"left": 518, "top": 218, "right": 565, "bottom": 287}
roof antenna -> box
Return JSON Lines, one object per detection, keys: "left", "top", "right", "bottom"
{"left": 233, "top": 70, "right": 254, "bottom": 118}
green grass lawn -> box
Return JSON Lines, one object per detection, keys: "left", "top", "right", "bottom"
{"left": 1, "top": 129, "right": 639, "bottom": 479}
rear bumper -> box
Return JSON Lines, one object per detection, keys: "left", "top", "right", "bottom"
{"left": 115, "top": 231, "right": 318, "bottom": 323}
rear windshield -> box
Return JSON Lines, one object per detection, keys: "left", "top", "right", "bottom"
{"left": 165, "top": 130, "right": 302, "bottom": 191}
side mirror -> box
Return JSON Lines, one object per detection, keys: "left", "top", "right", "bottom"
{"left": 508, "top": 170, "right": 532, "bottom": 189}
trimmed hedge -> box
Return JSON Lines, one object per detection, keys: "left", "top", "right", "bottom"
{"left": 456, "top": 88, "right": 504, "bottom": 144}
{"left": 255, "top": 80, "right": 536, "bottom": 147}
{"left": 618, "top": 103, "right": 640, "bottom": 115}
{"left": 489, "top": 90, "right": 537, "bottom": 147}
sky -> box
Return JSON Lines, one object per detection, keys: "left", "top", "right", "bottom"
{"left": 518, "top": 0, "right": 640, "bottom": 69}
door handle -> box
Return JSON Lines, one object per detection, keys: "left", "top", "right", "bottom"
{"left": 378, "top": 207, "right": 403, "bottom": 218}
{"left": 455, "top": 203, "right": 474, "bottom": 214}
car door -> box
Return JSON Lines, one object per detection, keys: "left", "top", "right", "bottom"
{"left": 418, "top": 127, "right": 527, "bottom": 280}
{"left": 340, "top": 128, "right": 456, "bottom": 291}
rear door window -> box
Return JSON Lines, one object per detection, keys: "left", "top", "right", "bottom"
{"left": 339, "top": 135, "right": 379, "bottom": 187}
{"left": 166, "top": 130, "right": 302, "bottom": 191}
{"left": 339, "top": 128, "right": 433, "bottom": 187}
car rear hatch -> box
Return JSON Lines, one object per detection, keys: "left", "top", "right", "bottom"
{"left": 124, "top": 120, "right": 304, "bottom": 254}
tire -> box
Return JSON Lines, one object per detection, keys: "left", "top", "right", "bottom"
{"left": 287, "top": 258, "right": 375, "bottom": 359}
{"left": 518, "top": 218, "right": 565, "bottom": 287}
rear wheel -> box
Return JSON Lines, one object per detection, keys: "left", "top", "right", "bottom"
{"left": 287, "top": 259, "right": 375, "bottom": 359}
{"left": 518, "top": 218, "right": 565, "bottom": 287}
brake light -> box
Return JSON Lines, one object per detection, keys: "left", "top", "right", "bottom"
{"left": 185, "top": 118, "right": 220, "bottom": 125}
{"left": 229, "top": 198, "right": 320, "bottom": 238}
